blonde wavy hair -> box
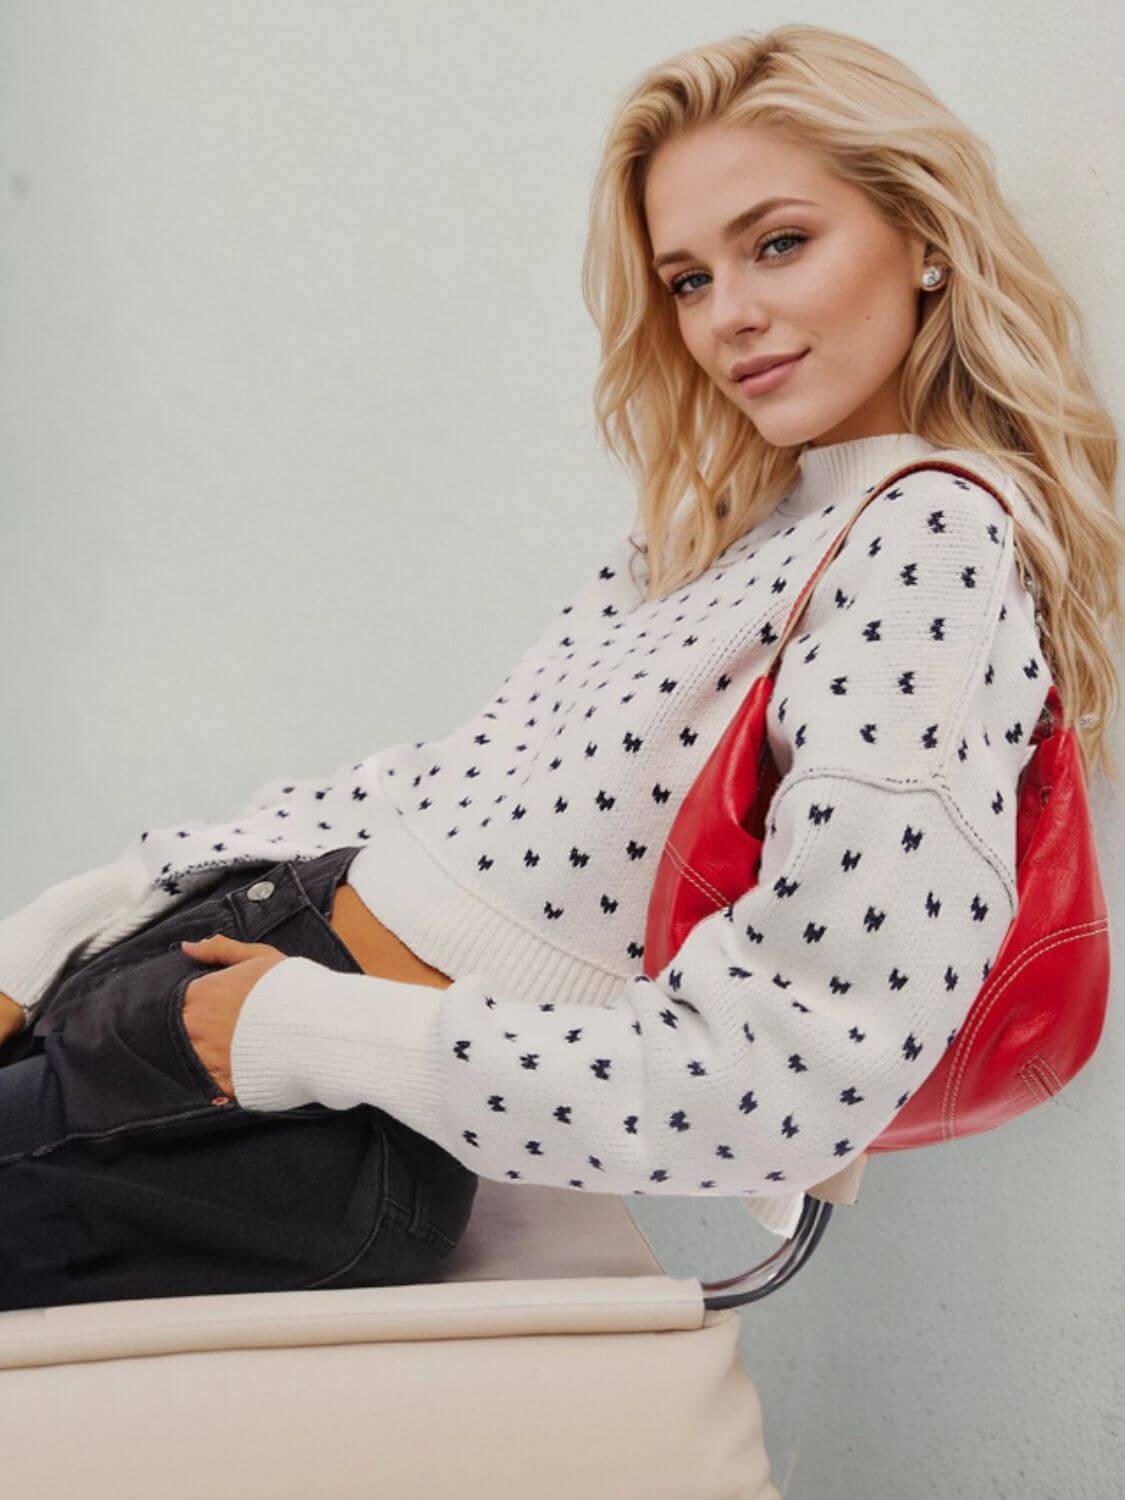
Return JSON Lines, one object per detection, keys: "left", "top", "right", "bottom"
{"left": 580, "top": 23, "right": 1124, "bottom": 779}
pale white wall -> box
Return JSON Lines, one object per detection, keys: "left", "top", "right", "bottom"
{"left": 1, "top": 4, "right": 1121, "bottom": 1495}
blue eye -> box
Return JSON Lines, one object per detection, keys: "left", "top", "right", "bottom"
{"left": 667, "top": 270, "right": 709, "bottom": 299}
{"left": 665, "top": 231, "right": 808, "bottom": 300}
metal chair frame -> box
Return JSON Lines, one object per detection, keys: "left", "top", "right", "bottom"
{"left": 697, "top": 1153, "right": 868, "bottom": 1309}
{"left": 701, "top": 1196, "right": 835, "bottom": 1310}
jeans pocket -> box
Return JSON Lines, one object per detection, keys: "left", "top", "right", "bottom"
{"left": 37, "top": 948, "right": 237, "bottom": 1138}
{"left": 376, "top": 1115, "right": 478, "bottom": 1256}
{"left": 291, "top": 1117, "right": 402, "bottom": 1290}
{"left": 165, "top": 970, "right": 237, "bottom": 1106}
{"left": 407, "top": 1160, "right": 480, "bottom": 1258}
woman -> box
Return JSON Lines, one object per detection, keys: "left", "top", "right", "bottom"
{"left": 1, "top": 23, "right": 1120, "bottom": 1309}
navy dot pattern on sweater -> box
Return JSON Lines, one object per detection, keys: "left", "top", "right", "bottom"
{"left": 421, "top": 770, "right": 1014, "bottom": 1195}
{"left": 128, "top": 457, "right": 1052, "bottom": 1199}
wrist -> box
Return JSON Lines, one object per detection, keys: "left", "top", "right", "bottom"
{"left": 0, "top": 992, "right": 29, "bottom": 1034}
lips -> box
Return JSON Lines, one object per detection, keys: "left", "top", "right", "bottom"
{"left": 737, "top": 353, "right": 806, "bottom": 382}
{"left": 730, "top": 349, "right": 809, "bottom": 382}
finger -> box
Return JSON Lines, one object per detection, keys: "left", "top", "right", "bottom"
{"left": 180, "top": 934, "right": 279, "bottom": 963}
{"left": 180, "top": 934, "right": 250, "bottom": 960}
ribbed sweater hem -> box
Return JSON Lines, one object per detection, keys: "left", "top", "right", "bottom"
{"left": 340, "top": 802, "right": 809, "bottom": 1240}
{"left": 344, "top": 799, "right": 632, "bottom": 1012}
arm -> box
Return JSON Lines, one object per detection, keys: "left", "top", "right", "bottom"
{"left": 0, "top": 536, "right": 626, "bottom": 1039}
{"left": 227, "top": 467, "right": 1051, "bottom": 1198}
{"left": 228, "top": 772, "right": 1015, "bottom": 1198}
{"left": 0, "top": 530, "right": 640, "bottom": 1040}
{"left": 0, "top": 766, "right": 343, "bottom": 1034}
{"left": 0, "top": 841, "right": 157, "bottom": 1035}
{"left": 0, "top": 991, "right": 25, "bottom": 1044}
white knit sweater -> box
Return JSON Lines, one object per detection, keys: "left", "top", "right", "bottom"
{"left": 0, "top": 433, "right": 1051, "bottom": 1237}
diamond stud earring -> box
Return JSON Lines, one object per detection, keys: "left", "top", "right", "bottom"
{"left": 921, "top": 265, "right": 945, "bottom": 289}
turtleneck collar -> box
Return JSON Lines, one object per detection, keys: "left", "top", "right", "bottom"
{"left": 777, "top": 432, "right": 942, "bottom": 519}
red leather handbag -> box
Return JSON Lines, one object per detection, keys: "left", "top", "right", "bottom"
{"left": 643, "top": 457, "right": 1111, "bottom": 1154}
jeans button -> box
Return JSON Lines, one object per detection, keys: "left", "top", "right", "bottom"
{"left": 247, "top": 880, "right": 276, "bottom": 902}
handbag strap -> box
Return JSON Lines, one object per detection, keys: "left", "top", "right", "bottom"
{"left": 764, "top": 455, "right": 1041, "bottom": 683}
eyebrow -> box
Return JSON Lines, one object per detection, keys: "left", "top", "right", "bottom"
{"left": 651, "top": 196, "right": 819, "bottom": 271}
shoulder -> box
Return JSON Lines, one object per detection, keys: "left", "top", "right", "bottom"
{"left": 864, "top": 453, "right": 1020, "bottom": 537}
{"left": 766, "top": 449, "right": 1039, "bottom": 787}
{"left": 858, "top": 450, "right": 1044, "bottom": 621}
{"left": 861, "top": 448, "right": 1025, "bottom": 535}
{"left": 824, "top": 449, "right": 1027, "bottom": 612}
{"left": 818, "top": 452, "right": 1017, "bottom": 602}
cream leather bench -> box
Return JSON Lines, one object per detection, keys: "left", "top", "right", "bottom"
{"left": 0, "top": 1160, "right": 866, "bottom": 1499}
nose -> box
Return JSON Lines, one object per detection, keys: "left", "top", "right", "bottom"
{"left": 707, "top": 282, "right": 771, "bottom": 346}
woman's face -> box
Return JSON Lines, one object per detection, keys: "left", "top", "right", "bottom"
{"left": 644, "top": 122, "right": 936, "bottom": 448}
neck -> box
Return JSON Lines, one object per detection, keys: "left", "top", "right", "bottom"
{"left": 779, "top": 432, "right": 941, "bottom": 518}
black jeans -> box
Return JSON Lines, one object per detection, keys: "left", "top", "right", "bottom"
{"left": 0, "top": 845, "right": 478, "bottom": 1312}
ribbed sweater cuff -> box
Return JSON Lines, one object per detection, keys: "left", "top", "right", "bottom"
{"left": 229, "top": 956, "right": 448, "bottom": 1141}
{"left": 0, "top": 841, "right": 153, "bottom": 1022}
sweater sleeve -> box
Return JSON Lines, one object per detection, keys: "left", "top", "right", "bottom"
{"left": 228, "top": 468, "right": 1051, "bottom": 1205}
{"left": 228, "top": 774, "right": 1015, "bottom": 1202}
{"left": 0, "top": 840, "right": 162, "bottom": 1027}
{"left": 0, "top": 537, "right": 640, "bottom": 1034}
{"left": 0, "top": 767, "right": 334, "bottom": 1028}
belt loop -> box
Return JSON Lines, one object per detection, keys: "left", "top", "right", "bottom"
{"left": 285, "top": 845, "right": 365, "bottom": 921}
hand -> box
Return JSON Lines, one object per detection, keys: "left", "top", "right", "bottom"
{"left": 0, "top": 992, "right": 26, "bottom": 1049}
{"left": 178, "top": 934, "right": 289, "bottom": 1100}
